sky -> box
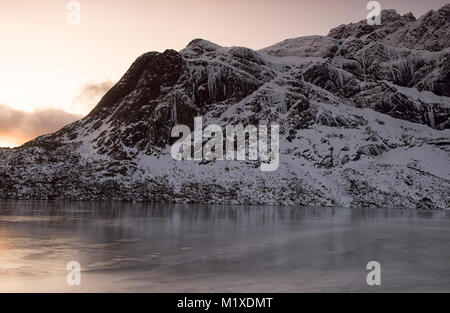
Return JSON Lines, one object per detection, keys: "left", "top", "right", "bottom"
{"left": 0, "top": 0, "right": 448, "bottom": 147}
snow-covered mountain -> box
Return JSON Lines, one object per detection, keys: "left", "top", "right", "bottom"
{"left": 1, "top": 5, "right": 449, "bottom": 209}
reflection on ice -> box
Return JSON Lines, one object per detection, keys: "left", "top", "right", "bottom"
{"left": 0, "top": 200, "right": 449, "bottom": 292}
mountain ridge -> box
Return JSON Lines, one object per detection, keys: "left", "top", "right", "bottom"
{"left": 1, "top": 5, "right": 449, "bottom": 209}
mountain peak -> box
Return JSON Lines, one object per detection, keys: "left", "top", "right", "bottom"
{"left": 328, "top": 5, "right": 449, "bottom": 51}
{"left": 184, "top": 39, "right": 222, "bottom": 54}
{"left": 328, "top": 9, "right": 415, "bottom": 40}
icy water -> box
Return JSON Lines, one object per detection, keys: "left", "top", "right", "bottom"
{"left": 0, "top": 200, "right": 449, "bottom": 293}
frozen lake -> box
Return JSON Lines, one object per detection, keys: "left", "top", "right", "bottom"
{"left": 0, "top": 200, "right": 449, "bottom": 292}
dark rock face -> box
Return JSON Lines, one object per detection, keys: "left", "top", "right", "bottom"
{"left": 328, "top": 9, "right": 414, "bottom": 41}
{"left": 329, "top": 5, "right": 450, "bottom": 51}
{"left": 1, "top": 6, "right": 449, "bottom": 209}
{"left": 56, "top": 50, "right": 186, "bottom": 156}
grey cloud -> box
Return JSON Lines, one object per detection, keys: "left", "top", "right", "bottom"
{"left": 0, "top": 104, "right": 82, "bottom": 141}
{"left": 73, "top": 80, "right": 115, "bottom": 114}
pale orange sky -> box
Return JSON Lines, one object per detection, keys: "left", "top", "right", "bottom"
{"left": 0, "top": 0, "right": 448, "bottom": 147}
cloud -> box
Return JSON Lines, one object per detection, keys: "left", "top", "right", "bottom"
{"left": 73, "top": 80, "right": 115, "bottom": 115}
{"left": 0, "top": 104, "right": 82, "bottom": 145}
{"left": 0, "top": 80, "right": 114, "bottom": 147}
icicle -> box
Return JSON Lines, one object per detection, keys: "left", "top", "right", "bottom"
{"left": 207, "top": 65, "right": 217, "bottom": 101}
{"left": 337, "top": 70, "right": 344, "bottom": 87}
{"left": 189, "top": 67, "right": 196, "bottom": 104}
{"left": 172, "top": 96, "right": 178, "bottom": 124}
